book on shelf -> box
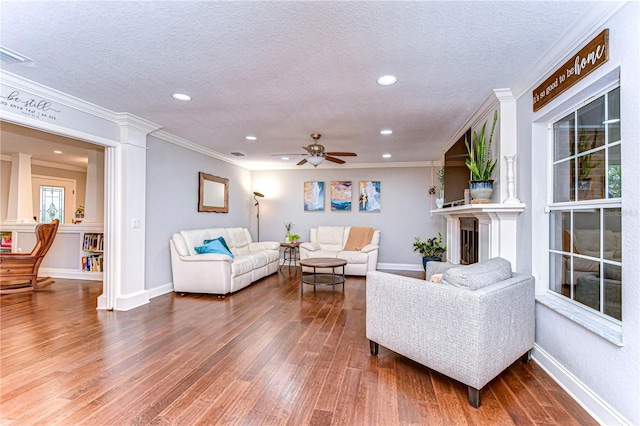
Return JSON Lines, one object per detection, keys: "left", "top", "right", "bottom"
{"left": 81, "top": 254, "right": 103, "bottom": 272}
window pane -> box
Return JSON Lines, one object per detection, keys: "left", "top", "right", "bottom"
{"left": 575, "top": 272, "right": 601, "bottom": 312}
{"left": 573, "top": 210, "right": 600, "bottom": 257}
{"left": 40, "top": 186, "right": 65, "bottom": 224}
{"left": 608, "top": 144, "right": 621, "bottom": 198}
{"left": 603, "top": 276, "right": 622, "bottom": 320}
{"left": 554, "top": 160, "right": 573, "bottom": 202}
{"left": 604, "top": 208, "right": 621, "bottom": 261}
{"left": 554, "top": 113, "right": 574, "bottom": 161}
{"left": 577, "top": 148, "right": 605, "bottom": 201}
{"left": 577, "top": 95, "right": 605, "bottom": 151}
{"left": 607, "top": 87, "right": 620, "bottom": 143}
{"left": 549, "top": 252, "right": 566, "bottom": 294}
{"left": 549, "top": 211, "right": 571, "bottom": 252}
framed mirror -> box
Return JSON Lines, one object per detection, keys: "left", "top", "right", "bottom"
{"left": 198, "top": 172, "right": 229, "bottom": 213}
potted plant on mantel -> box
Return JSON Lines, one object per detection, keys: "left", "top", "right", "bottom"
{"left": 413, "top": 233, "right": 447, "bottom": 270}
{"left": 465, "top": 110, "right": 498, "bottom": 203}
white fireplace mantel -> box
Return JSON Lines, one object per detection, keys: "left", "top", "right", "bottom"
{"left": 431, "top": 203, "right": 525, "bottom": 270}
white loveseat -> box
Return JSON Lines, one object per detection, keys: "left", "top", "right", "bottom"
{"left": 169, "top": 227, "right": 279, "bottom": 295}
{"left": 299, "top": 226, "right": 380, "bottom": 276}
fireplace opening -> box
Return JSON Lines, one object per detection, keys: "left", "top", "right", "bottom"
{"left": 460, "top": 217, "right": 478, "bottom": 265}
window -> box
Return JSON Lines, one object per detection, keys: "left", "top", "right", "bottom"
{"left": 40, "top": 185, "right": 65, "bottom": 224}
{"left": 549, "top": 87, "right": 621, "bottom": 321}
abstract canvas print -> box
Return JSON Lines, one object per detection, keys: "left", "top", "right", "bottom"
{"left": 304, "top": 181, "right": 325, "bottom": 211}
{"left": 359, "top": 181, "right": 381, "bottom": 211}
{"left": 331, "top": 181, "right": 352, "bottom": 211}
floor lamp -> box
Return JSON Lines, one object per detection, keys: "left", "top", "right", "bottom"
{"left": 253, "top": 191, "right": 264, "bottom": 241}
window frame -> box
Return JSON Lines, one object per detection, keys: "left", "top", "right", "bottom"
{"left": 547, "top": 84, "right": 622, "bottom": 325}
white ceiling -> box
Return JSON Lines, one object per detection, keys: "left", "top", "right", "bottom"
{"left": 0, "top": 1, "right": 595, "bottom": 169}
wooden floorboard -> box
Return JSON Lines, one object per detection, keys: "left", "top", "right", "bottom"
{"left": 0, "top": 270, "right": 596, "bottom": 425}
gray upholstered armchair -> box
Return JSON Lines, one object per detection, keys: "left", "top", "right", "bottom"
{"left": 366, "top": 257, "right": 535, "bottom": 407}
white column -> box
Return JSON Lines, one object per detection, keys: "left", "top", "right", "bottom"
{"left": 4, "top": 153, "right": 36, "bottom": 224}
{"left": 445, "top": 215, "right": 461, "bottom": 264}
{"left": 82, "top": 149, "right": 105, "bottom": 224}
{"left": 494, "top": 89, "right": 518, "bottom": 205}
{"left": 97, "top": 114, "right": 160, "bottom": 311}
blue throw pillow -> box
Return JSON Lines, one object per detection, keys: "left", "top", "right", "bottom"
{"left": 204, "top": 236, "right": 231, "bottom": 252}
{"left": 194, "top": 239, "right": 234, "bottom": 258}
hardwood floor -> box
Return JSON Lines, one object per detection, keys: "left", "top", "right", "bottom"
{"left": 0, "top": 270, "right": 596, "bottom": 425}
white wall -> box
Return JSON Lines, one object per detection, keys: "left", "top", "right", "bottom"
{"left": 519, "top": 4, "right": 639, "bottom": 424}
{"left": 144, "top": 136, "right": 252, "bottom": 291}
{"left": 251, "top": 165, "right": 442, "bottom": 267}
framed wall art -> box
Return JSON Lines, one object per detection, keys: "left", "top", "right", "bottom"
{"left": 359, "top": 181, "right": 380, "bottom": 211}
{"left": 331, "top": 181, "right": 352, "bottom": 211}
{"left": 304, "top": 181, "right": 325, "bottom": 211}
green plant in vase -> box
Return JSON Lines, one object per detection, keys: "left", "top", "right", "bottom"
{"left": 465, "top": 110, "right": 498, "bottom": 203}
{"left": 288, "top": 234, "right": 301, "bottom": 243}
{"left": 284, "top": 220, "right": 294, "bottom": 242}
{"left": 413, "top": 233, "right": 446, "bottom": 270}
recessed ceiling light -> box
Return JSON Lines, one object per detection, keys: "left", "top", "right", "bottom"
{"left": 245, "top": 136, "right": 257, "bottom": 141}
{"left": 172, "top": 93, "right": 191, "bottom": 101}
{"left": 380, "top": 129, "right": 393, "bottom": 135}
{"left": 53, "top": 150, "right": 62, "bottom": 154}
{"left": 382, "top": 153, "right": 392, "bottom": 158}
{"left": 377, "top": 75, "right": 397, "bottom": 86}
{"left": 281, "top": 157, "right": 289, "bottom": 161}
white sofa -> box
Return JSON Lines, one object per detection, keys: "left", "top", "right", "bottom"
{"left": 169, "top": 227, "right": 279, "bottom": 295}
{"left": 299, "top": 226, "right": 380, "bottom": 276}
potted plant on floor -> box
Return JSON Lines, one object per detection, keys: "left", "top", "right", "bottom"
{"left": 465, "top": 110, "right": 498, "bottom": 203}
{"left": 413, "top": 233, "right": 446, "bottom": 270}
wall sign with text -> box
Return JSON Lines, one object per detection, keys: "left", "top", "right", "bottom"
{"left": 532, "top": 29, "right": 609, "bottom": 112}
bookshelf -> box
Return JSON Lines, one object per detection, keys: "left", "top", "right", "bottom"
{"left": 82, "top": 232, "right": 104, "bottom": 272}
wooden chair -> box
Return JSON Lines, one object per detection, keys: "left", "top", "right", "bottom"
{"left": 0, "top": 219, "right": 59, "bottom": 294}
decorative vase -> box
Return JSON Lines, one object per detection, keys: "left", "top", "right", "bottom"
{"left": 469, "top": 180, "right": 494, "bottom": 203}
{"left": 422, "top": 257, "right": 442, "bottom": 270}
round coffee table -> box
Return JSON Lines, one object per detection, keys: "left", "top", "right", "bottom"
{"left": 299, "top": 257, "right": 347, "bottom": 295}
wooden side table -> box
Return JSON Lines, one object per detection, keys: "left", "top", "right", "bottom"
{"left": 280, "top": 242, "right": 300, "bottom": 271}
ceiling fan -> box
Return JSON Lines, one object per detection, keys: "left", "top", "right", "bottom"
{"left": 273, "top": 133, "right": 357, "bottom": 167}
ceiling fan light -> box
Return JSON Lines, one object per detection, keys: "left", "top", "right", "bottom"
{"left": 307, "top": 156, "right": 324, "bottom": 166}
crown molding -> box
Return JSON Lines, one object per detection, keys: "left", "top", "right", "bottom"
{"left": 511, "top": 1, "right": 628, "bottom": 100}
{"left": 113, "top": 113, "right": 161, "bottom": 134}
{"left": 150, "top": 129, "right": 245, "bottom": 168}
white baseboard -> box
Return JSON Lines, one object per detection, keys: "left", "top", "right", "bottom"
{"left": 532, "top": 344, "right": 629, "bottom": 426}
{"left": 377, "top": 263, "right": 423, "bottom": 272}
{"left": 114, "top": 290, "right": 150, "bottom": 311}
{"left": 148, "top": 283, "right": 174, "bottom": 299}
{"left": 40, "top": 267, "right": 103, "bottom": 281}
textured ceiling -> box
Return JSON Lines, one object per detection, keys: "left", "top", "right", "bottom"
{"left": 1, "top": 1, "right": 593, "bottom": 169}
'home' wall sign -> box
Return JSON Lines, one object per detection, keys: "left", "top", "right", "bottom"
{"left": 532, "top": 29, "right": 609, "bottom": 112}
